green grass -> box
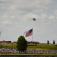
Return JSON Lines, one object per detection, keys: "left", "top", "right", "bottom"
{"left": 0, "top": 53, "right": 57, "bottom": 56}
{"left": 0, "top": 43, "right": 16, "bottom": 49}
{"left": 0, "top": 43, "right": 57, "bottom": 50}
{"left": 27, "top": 44, "right": 57, "bottom": 50}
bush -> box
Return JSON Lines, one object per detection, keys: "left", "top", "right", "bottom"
{"left": 16, "top": 36, "right": 27, "bottom": 52}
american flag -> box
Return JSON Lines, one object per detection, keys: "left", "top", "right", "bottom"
{"left": 25, "top": 29, "right": 33, "bottom": 37}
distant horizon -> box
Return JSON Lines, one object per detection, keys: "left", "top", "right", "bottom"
{"left": 0, "top": 39, "right": 56, "bottom": 44}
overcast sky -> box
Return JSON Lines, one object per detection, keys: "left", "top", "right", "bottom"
{"left": 0, "top": 0, "right": 57, "bottom": 43}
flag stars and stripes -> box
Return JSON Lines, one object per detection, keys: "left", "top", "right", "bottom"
{"left": 25, "top": 29, "right": 33, "bottom": 37}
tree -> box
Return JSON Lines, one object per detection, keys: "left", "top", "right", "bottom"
{"left": 47, "top": 40, "right": 49, "bottom": 44}
{"left": 53, "top": 40, "right": 55, "bottom": 44}
{"left": 16, "top": 36, "right": 27, "bottom": 52}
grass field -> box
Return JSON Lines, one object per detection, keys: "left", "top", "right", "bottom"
{"left": 0, "top": 53, "right": 57, "bottom": 56}
{"left": 28, "top": 43, "right": 57, "bottom": 50}
{"left": 0, "top": 43, "right": 57, "bottom": 50}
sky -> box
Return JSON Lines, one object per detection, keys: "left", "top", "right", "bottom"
{"left": 0, "top": 0, "right": 57, "bottom": 43}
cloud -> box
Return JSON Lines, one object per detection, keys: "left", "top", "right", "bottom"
{"left": 0, "top": 0, "right": 50, "bottom": 26}
{"left": 0, "top": 0, "right": 50, "bottom": 16}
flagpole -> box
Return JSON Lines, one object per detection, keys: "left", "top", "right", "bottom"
{"left": 32, "top": 18, "right": 36, "bottom": 42}
{"left": 31, "top": 28, "right": 33, "bottom": 42}
{"left": 24, "top": 18, "right": 36, "bottom": 42}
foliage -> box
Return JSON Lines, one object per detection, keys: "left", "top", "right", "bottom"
{"left": 53, "top": 40, "right": 55, "bottom": 44}
{"left": 16, "top": 36, "right": 27, "bottom": 52}
{"left": 47, "top": 40, "right": 49, "bottom": 44}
